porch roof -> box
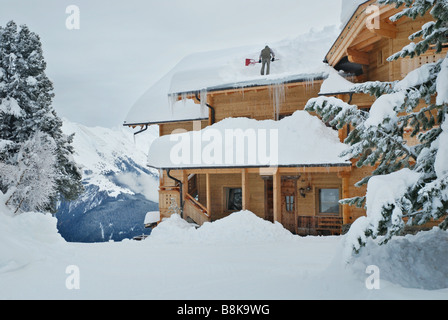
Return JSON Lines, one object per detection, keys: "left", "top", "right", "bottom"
{"left": 147, "top": 110, "right": 351, "bottom": 170}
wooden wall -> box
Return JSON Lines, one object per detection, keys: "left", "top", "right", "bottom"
{"left": 196, "top": 172, "right": 266, "bottom": 221}
{"left": 345, "top": 166, "right": 372, "bottom": 223}
{"left": 295, "top": 173, "right": 342, "bottom": 217}
{"left": 210, "top": 81, "right": 323, "bottom": 122}
{"left": 191, "top": 171, "right": 347, "bottom": 225}
{"left": 366, "top": 14, "right": 447, "bottom": 82}
{"left": 159, "top": 120, "right": 208, "bottom": 137}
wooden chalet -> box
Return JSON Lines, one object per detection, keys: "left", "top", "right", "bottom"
{"left": 124, "top": 0, "right": 447, "bottom": 235}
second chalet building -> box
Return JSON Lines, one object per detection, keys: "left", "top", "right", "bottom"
{"left": 124, "top": 0, "right": 447, "bottom": 235}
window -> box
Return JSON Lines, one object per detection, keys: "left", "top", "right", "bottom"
{"left": 318, "top": 188, "right": 340, "bottom": 214}
{"left": 285, "top": 195, "right": 295, "bottom": 212}
{"left": 377, "top": 50, "right": 384, "bottom": 67}
{"left": 226, "top": 188, "right": 242, "bottom": 211}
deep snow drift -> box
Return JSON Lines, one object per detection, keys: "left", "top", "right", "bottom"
{"left": 0, "top": 201, "right": 447, "bottom": 299}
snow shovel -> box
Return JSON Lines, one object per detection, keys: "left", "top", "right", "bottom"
{"left": 245, "top": 58, "right": 279, "bottom": 66}
{"left": 245, "top": 58, "right": 259, "bottom": 66}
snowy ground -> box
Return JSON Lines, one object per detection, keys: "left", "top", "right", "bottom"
{"left": 1, "top": 203, "right": 448, "bottom": 300}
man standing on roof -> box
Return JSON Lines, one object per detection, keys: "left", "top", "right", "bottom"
{"left": 259, "top": 45, "right": 275, "bottom": 75}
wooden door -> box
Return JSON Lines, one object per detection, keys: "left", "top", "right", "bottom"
{"left": 281, "top": 178, "right": 297, "bottom": 233}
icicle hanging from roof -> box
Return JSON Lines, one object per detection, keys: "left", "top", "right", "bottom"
{"left": 269, "top": 82, "right": 286, "bottom": 121}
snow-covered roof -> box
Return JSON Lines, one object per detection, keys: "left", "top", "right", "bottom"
{"left": 124, "top": 27, "right": 340, "bottom": 126}
{"left": 340, "top": 0, "right": 371, "bottom": 27}
{"left": 124, "top": 75, "right": 209, "bottom": 126}
{"left": 144, "top": 211, "right": 160, "bottom": 225}
{"left": 319, "top": 69, "right": 356, "bottom": 95}
{"left": 147, "top": 111, "right": 350, "bottom": 169}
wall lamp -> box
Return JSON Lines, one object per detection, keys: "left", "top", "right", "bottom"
{"left": 299, "top": 185, "right": 312, "bottom": 198}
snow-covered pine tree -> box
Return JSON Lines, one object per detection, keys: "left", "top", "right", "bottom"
{"left": 0, "top": 21, "right": 83, "bottom": 213}
{"left": 305, "top": 0, "right": 448, "bottom": 252}
{"left": 2, "top": 131, "right": 58, "bottom": 213}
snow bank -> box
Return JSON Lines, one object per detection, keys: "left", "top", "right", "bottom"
{"left": 350, "top": 228, "right": 448, "bottom": 290}
{"left": 0, "top": 192, "right": 66, "bottom": 274}
{"left": 1, "top": 195, "right": 447, "bottom": 297}
{"left": 148, "top": 211, "right": 295, "bottom": 244}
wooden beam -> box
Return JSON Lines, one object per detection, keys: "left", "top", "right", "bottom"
{"left": 338, "top": 171, "right": 352, "bottom": 225}
{"left": 241, "top": 168, "right": 249, "bottom": 211}
{"left": 206, "top": 173, "right": 211, "bottom": 213}
{"left": 325, "top": 2, "right": 400, "bottom": 66}
{"left": 326, "top": 1, "right": 372, "bottom": 65}
{"left": 181, "top": 170, "right": 188, "bottom": 203}
{"left": 273, "top": 170, "right": 281, "bottom": 224}
{"left": 349, "top": 28, "right": 376, "bottom": 48}
{"left": 368, "top": 20, "right": 397, "bottom": 39}
{"left": 277, "top": 166, "right": 352, "bottom": 174}
{"left": 182, "top": 165, "right": 352, "bottom": 176}
{"left": 347, "top": 48, "right": 370, "bottom": 65}
{"left": 352, "top": 34, "right": 382, "bottom": 51}
{"left": 204, "top": 80, "right": 325, "bottom": 98}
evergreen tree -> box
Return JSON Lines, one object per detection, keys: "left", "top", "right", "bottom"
{"left": 305, "top": 0, "right": 448, "bottom": 252}
{"left": 1, "top": 131, "right": 58, "bottom": 213}
{"left": 0, "top": 21, "right": 83, "bottom": 213}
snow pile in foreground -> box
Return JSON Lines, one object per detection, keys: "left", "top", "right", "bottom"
{"left": 0, "top": 193, "right": 65, "bottom": 273}
{"left": 1, "top": 195, "right": 448, "bottom": 297}
{"left": 148, "top": 211, "right": 296, "bottom": 244}
{"left": 352, "top": 228, "right": 448, "bottom": 290}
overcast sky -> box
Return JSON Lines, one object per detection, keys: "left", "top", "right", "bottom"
{"left": 1, "top": 0, "right": 343, "bottom": 128}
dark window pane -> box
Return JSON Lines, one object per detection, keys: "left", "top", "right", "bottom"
{"left": 227, "top": 188, "right": 242, "bottom": 211}
{"left": 285, "top": 195, "right": 294, "bottom": 212}
{"left": 319, "top": 189, "right": 339, "bottom": 214}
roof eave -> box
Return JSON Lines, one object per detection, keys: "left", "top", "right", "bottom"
{"left": 147, "top": 163, "right": 352, "bottom": 171}
{"left": 324, "top": 0, "right": 373, "bottom": 66}
{"left": 123, "top": 116, "right": 209, "bottom": 128}
{"left": 168, "top": 73, "right": 328, "bottom": 98}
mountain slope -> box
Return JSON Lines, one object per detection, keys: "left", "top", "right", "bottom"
{"left": 56, "top": 120, "right": 159, "bottom": 242}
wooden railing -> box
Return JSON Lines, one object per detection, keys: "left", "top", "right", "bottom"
{"left": 184, "top": 193, "right": 210, "bottom": 226}
{"left": 297, "top": 215, "right": 343, "bottom": 236}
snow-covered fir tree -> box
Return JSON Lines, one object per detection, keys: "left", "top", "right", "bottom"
{"left": 0, "top": 21, "right": 83, "bottom": 213}
{"left": 305, "top": 0, "right": 448, "bottom": 252}
{"left": 1, "top": 131, "right": 58, "bottom": 213}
